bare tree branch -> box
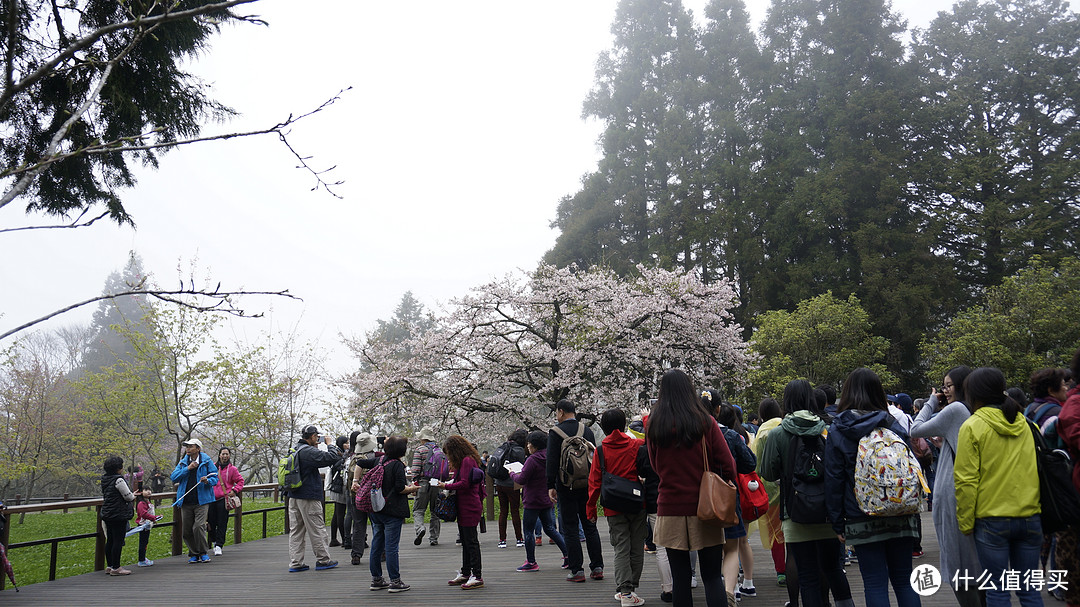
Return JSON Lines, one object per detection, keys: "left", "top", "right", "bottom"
{"left": 1, "top": 287, "right": 302, "bottom": 342}
{"left": 0, "top": 210, "right": 110, "bottom": 234}
{"left": 0, "top": 87, "right": 352, "bottom": 205}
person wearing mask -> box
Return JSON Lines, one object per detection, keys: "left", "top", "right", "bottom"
{"left": 208, "top": 446, "right": 244, "bottom": 556}
{"left": 285, "top": 425, "right": 341, "bottom": 573}
{"left": 955, "top": 367, "right": 1043, "bottom": 607}
{"left": 647, "top": 369, "right": 737, "bottom": 607}
{"left": 170, "top": 438, "right": 218, "bottom": 564}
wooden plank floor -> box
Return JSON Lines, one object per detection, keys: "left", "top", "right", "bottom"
{"left": 0, "top": 510, "right": 1054, "bottom": 605}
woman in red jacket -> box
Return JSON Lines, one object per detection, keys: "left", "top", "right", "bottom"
{"left": 437, "top": 435, "right": 487, "bottom": 590}
{"left": 647, "top": 369, "right": 737, "bottom": 607}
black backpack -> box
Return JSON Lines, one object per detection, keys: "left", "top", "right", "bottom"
{"left": 785, "top": 433, "right": 828, "bottom": 524}
{"left": 1028, "top": 421, "right": 1080, "bottom": 534}
{"left": 487, "top": 441, "right": 524, "bottom": 482}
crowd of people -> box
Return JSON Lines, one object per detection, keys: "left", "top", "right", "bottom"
{"left": 96, "top": 349, "right": 1080, "bottom": 607}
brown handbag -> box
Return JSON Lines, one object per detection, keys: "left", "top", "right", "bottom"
{"left": 696, "top": 439, "right": 739, "bottom": 526}
{"left": 226, "top": 493, "right": 242, "bottom": 510}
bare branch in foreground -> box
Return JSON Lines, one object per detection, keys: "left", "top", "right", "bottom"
{"left": 1, "top": 287, "right": 303, "bottom": 342}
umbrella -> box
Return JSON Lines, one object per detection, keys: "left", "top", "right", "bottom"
{"left": 172, "top": 472, "right": 218, "bottom": 507}
{"left": 124, "top": 521, "right": 153, "bottom": 537}
{"left": 0, "top": 543, "right": 18, "bottom": 592}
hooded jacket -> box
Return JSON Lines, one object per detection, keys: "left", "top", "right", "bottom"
{"left": 511, "top": 449, "right": 553, "bottom": 510}
{"left": 824, "top": 409, "right": 909, "bottom": 534}
{"left": 170, "top": 451, "right": 219, "bottom": 507}
{"left": 954, "top": 406, "right": 1040, "bottom": 535}
{"left": 587, "top": 429, "right": 644, "bottom": 519}
{"left": 758, "top": 411, "right": 827, "bottom": 521}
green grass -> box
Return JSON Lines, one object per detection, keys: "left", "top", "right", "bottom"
{"left": 4, "top": 493, "right": 533, "bottom": 587}
{"left": 4, "top": 497, "right": 291, "bottom": 587}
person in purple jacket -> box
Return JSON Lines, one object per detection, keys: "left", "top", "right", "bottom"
{"left": 435, "top": 435, "right": 488, "bottom": 590}
{"left": 511, "top": 431, "right": 568, "bottom": 572}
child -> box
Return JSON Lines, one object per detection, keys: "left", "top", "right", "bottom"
{"left": 436, "top": 435, "right": 487, "bottom": 590}
{"left": 135, "top": 489, "right": 163, "bottom": 567}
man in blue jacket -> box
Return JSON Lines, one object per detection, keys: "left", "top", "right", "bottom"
{"left": 170, "top": 438, "right": 219, "bottom": 563}
{"left": 287, "top": 425, "right": 341, "bottom": 572}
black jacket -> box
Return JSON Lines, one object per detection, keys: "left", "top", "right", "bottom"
{"left": 547, "top": 417, "right": 596, "bottom": 490}
{"left": 101, "top": 473, "right": 134, "bottom": 522}
{"left": 288, "top": 441, "right": 341, "bottom": 501}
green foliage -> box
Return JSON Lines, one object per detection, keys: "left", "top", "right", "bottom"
{"left": 748, "top": 292, "right": 894, "bottom": 399}
{"left": 921, "top": 257, "right": 1080, "bottom": 389}
{"left": 1, "top": 0, "right": 249, "bottom": 219}
{"left": 546, "top": 0, "right": 1080, "bottom": 387}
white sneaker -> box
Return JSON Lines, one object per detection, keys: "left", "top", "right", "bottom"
{"left": 691, "top": 576, "right": 698, "bottom": 588}
{"left": 213, "top": 546, "right": 222, "bottom": 556}
{"left": 137, "top": 559, "right": 154, "bottom": 567}
{"left": 620, "top": 592, "right": 646, "bottom": 606}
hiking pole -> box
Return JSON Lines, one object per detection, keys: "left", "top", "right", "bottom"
{"left": 173, "top": 472, "right": 218, "bottom": 507}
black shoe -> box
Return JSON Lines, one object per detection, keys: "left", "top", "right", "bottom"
{"left": 414, "top": 529, "right": 426, "bottom": 546}
{"left": 660, "top": 591, "right": 673, "bottom": 603}
{"left": 329, "top": 539, "right": 341, "bottom": 547}
{"left": 342, "top": 543, "right": 352, "bottom": 550}
{"left": 351, "top": 556, "right": 361, "bottom": 565}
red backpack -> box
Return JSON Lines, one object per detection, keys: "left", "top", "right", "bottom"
{"left": 738, "top": 470, "right": 769, "bottom": 523}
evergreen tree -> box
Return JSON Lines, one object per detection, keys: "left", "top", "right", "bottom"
{"left": 82, "top": 252, "right": 154, "bottom": 372}
{"left": 912, "top": 0, "right": 1080, "bottom": 292}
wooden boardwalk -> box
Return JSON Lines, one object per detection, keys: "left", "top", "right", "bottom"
{"left": 0, "top": 510, "right": 1046, "bottom": 606}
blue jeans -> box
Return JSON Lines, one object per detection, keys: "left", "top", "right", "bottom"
{"left": 974, "top": 516, "right": 1044, "bottom": 607}
{"left": 523, "top": 507, "right": 566, "bottom": 564}
{"left": 369, "top": 512, "right": 403, "bottom": 581}
{"left": 854, "top": 536, "right": 921, "bottom": 607}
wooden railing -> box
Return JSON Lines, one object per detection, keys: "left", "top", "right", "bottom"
{"left": 0, "top": 483, "right": 286, "bottom": 590}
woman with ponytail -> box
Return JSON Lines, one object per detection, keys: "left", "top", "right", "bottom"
{"left": 954, "top": 367, "right": 1042, "bottom": 607}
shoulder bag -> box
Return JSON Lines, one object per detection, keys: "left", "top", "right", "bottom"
{"left": 696, "top": 439, "right": 739, "bottom": 527}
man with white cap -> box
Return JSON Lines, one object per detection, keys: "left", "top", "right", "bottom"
{"left": 170, "top": 438, "right": 219, "bottom": 563}
{"left": 286, "top": 425, "right": 342, "bottom": 572}
{"left": 408, "top": 427, "right": 442, "bottom": 546}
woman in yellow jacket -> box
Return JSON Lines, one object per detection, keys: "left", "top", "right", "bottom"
{"left": 954, "top": 367, "right": 1042, "bottom": 607}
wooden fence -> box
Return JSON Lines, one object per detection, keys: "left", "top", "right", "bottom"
{"left": 0, "top": 483, "right": 285, "bottom": 590}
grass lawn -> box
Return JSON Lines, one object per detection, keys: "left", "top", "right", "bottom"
{"left": 4, "top": 498, "right": 291, "bottom": 587}
{"left": 4, "top": 492, "right": 538, "bottom": 587}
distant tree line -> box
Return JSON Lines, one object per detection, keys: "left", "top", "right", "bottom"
{"left": 546, "top": 0, "right": 1080, "bottom": 389}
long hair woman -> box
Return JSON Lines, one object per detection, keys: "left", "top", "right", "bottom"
{"left": 825, "top": 368, "right": 917, "bottom": 607}
{"left": 646, "top": 369, "right": 736, "bottom": 607}
{"left": 438, "top": 435, "right": 487, "bottom": 590}
{"left": 955, "top": 367, "right": 1042, "bottom": 607}
{"left": 910, "top": 365, "right": 982, "bottom": 607}
{"left": 761, "top": 379, "right": 853, "bottom": 607}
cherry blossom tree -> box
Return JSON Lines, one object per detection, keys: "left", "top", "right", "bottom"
{"left": 346, "top": 264, "right": 753, "bottom": 437}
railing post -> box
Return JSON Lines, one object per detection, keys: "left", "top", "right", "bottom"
{"left": 93, "top": 506, "right": 105, "bottom": 572}
{"left": 14, "top": 494, "right": 20, "bottom": 506}
{"left": 49, "top": 540, "right": 58, "bottom": 580}
{"left": 485, "top": 473, "right": 495, "bottom": 521}
{"left": 233, "top": 501, "right": 243, "bottom": 545}
{"left": 171, "top": 503, "right": 183, "bottom": 556}
{"left": 63, "top": 494, "right": 69, "bottom": 514}
{"left": 1, "top": 508, "right": 9, "bottom": 591}
{"left": 273, "top": 485, "right": 279, "bottom": 503}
